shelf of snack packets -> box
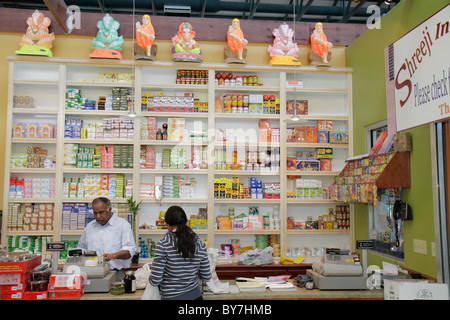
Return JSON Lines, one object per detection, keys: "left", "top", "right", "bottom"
{"left": 330, "top": 151, "right": 410, "bottom": 208}
{"left": 0, "top": 252, "right": 85, "bottom": 300}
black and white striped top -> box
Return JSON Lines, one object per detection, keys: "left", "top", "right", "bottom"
{"left": 149, "top": 231, "right": 212, "bottom": 299}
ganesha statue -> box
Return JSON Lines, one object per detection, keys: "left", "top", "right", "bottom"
{"left": 89, "top": 14, "right": 124, "bottom": 59}
{"left": 16, "top": 10, "right": 55, "bottom": 57}
{"left": 268, "top": 22, "right": 300, "bottom": 65}
{"left": 171, "top": 22, "right": 202, "bottom": 63}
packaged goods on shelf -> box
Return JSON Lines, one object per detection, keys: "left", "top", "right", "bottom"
{"left": 10, "top": 146, "right": 55, "bottom": 169}
{"left": 61, "top": 203, "right": 91, "bottom": 230}
{"left": 62, "top": 174, "right": 129, "bottom": 199}
{"left": 7, "top": 203, "right": 54, "bottom": 232}
{"left": 286, "top": 99, "right": 308, "bottom": 115}
{"left": 140, "top": 146, "right": 155, "bottom": 168}
{"left": 287, "top": 247, "right": 325, "bottom": 259}
{"left": 161, "top": 175, "right": 197, "bottom": 199}
{"left": 176, "top": 69, "right": 208, "bottom": 85}
{"left": 329, "top": 131, "right": 349, "bottom": 143}
{"left": 9, "top": 176, "right": 56, "bottom": 199}
{"left": 167, "top": 117, "right": 185, "bottom": 141}
{"left": 76, "top": 72, "right": 133, "bottom": 83}
{"left": 65, "top": 88, "right": 93, "bottom": 110}
{"left": 61, "top": 202, "right": 131, "bottom": 231}
{"left": 139, "top": 183, "right": 155, "bottom": 198}
{"left": 216, "top": 206, "right": 280, "bottom": 231}
{"left": 12, "top": 122, "right": 56, "bottom": 139}
{"left": 63, "top": 144, "right": 133, "bottom": 169}
{"left": 13, "top": 95, "right": 34, "bottom": 108}
{"left": 6, "top": 236, "right": 52, "bottom": 258}
{"left": 215, "top": 72, "right": 260, "bottom": 87}
{"left": 141, "top": 92, "right": 208, "bottom": 113}
{"left": 65, "top": 87, "right": 131, "bottom": 111}
{"left": 138, "top": 238, "right": 156, "bottom": 259}
{"left": 65, "top": 118, "right": 134, "bottom": 140}
{"left": 287, "top": 205, "right": 350, "bottom": 230}
{"left": 295, "top": 178, "right": 324, "bottom": 199}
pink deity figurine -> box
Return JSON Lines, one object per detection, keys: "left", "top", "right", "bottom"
{"left": 16, "top": 10, "right": 55, "bottom": 57}
{"left": 268, "top": 22, "right": 300, "bottom": 65}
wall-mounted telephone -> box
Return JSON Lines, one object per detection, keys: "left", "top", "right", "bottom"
{"left": 393, "top": 200, "right": 412, "bottom": 220}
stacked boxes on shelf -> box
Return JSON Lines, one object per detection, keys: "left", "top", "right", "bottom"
{"left": 216, "top": 206, "right": 280, "bottom": 231}
{"left": 9, "top": 176, "right": 56, "bottom": 199}
{"left": 140, "top": 146, "right": 155, "bottom": 168}
{"left": 214, "top": 177, "right": 279, "bottom": 200}
{"left": 61, "top": 203, "right": 132, "bottom": 230}
{"left": 65, "top": 118, "right": 134, "bottom": 140}
{"left": 286, "top": 120, "right": 348, "bottom": 144}
{"left": 7, "top": 203, "right": 54, "bottom": 232}
{"left": 214, "top": 149, "right": 280, "bottom": 171}
{"left": 62, "top": 174, "right": 130, "bottom": 199}
{"left": 167, "top": 118, "right": 185, "bottom": 141}
{"left": 287, "top": 205, "right": 350, "bottom": 230}
{"left": 64, "top": 144, "right": 133, "bottom": 169}
{"left": 162, "top": 175, "right": 197, "bottom": 199}
{"left": 66, "top": 87, "right": 131, "bottom": 111}
{"left": 12, "top": 122, "right": 56, "bottom": 139}
{"left": 61, "top": 203, "right": 92, "bottom": 230}
{"left": 140, "top": 116, "right": 157, "bottom": 140}
{"left": 10, "top": 146, "right": 54, "bottom": 169}
{"left": 7, "top": 236, "right": 52, "bottom": 258}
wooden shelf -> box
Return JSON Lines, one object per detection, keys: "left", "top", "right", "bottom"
{"left": 2, "top": 56, "right": 353, "bottom": 258}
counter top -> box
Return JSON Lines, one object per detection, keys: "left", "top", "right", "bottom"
{"left": 80, "top": 281, "right": 384, "bottom": 300}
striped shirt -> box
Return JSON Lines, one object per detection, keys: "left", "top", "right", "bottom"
{"left": 149, "top": 231, "right": 212, "bottom": 299}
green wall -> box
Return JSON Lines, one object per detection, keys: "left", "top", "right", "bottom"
{"left": 346, "top": 0, "right": 450, "bottom": 279}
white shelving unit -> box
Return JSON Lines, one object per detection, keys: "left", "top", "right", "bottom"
{"left": 2, "top": 55, "right": 353, "bottom": 262}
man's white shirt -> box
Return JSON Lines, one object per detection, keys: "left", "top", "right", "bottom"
{"left": 78, "top": 214, "right": 136, "bottom": 270}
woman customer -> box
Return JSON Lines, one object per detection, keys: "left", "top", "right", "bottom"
{"left": 149, "top": 206, "right": 211, "bottom": 300}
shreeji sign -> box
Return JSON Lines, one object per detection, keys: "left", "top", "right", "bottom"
{"left": 385, "top": 4, "right": 450, "bottom": 133}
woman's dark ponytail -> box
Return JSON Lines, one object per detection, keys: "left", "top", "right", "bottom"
{"left": 165, "top": 206, "right": 196, "bottom": 259}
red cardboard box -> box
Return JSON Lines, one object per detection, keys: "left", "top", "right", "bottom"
{"left": 49, "top": 273, "right": 85, "bottom": 291}
{"left": 0, "top": 254, "right": 41, "bottom": 274}
{"left": 23, "top": 290, "right": 48, "bottom": 300}
{"left": 0, "top": 288, "right": 24, "bottom": 300}
{"left": 48, "top": 287, "right": 84, "bottom": 299}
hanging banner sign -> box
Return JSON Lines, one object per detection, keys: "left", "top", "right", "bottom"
{"left": 385, "top": 4, "right": 450, "bottom": 132}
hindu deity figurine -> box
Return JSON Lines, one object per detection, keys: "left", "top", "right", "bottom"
{"left": 225, "top": 18, "right": 248, "bottom": 64}
{"left": 308, "top": 22, "right": 333, "bottom": 66}
{"left": 267, "top": 22, "right": 300, "bottom": 65}
{"left": 89, "top": 14, "right": 124, "bottom": 59}
{"left": 171, "top": 22, "right": 202, "bottom": 62}
{"left": 135, "top": 14, "right": 157, "bottom": 60}
{"left": 16, "top": 10, "right": 55, "bottom": 57}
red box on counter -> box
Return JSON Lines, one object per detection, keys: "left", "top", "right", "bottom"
{"left": 0, "top": 288, "right": 24, "bottom": 300}
{"left": 23, "top": 290, "right": 48, "bottom": 300}
{"left": 0, "top": 254, "right": 41, "bottom": 274}
{"left": 48, "top": 287, "right": 84, "bottom": 299}
{"left": 48, "top": 273, "right": 85, "bottom": 291}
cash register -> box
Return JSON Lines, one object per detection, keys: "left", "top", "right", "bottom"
{"left": 307, "top": 249, "right": 368, "bottom": 290}
{"left": 63, "top": 249, "right": 116, "bottom": 293}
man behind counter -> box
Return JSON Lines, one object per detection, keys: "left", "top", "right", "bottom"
{"left": 78, "top": 197, "right": 136, "bottom": 270}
